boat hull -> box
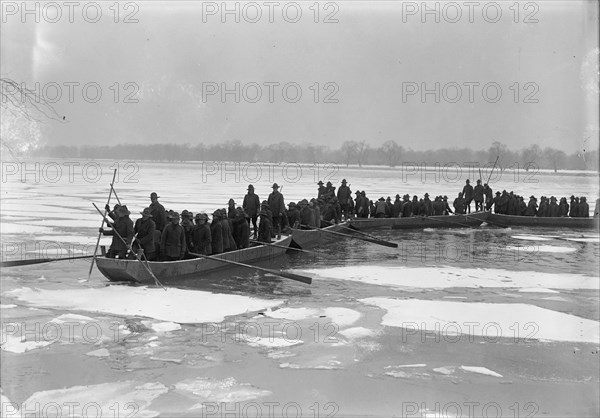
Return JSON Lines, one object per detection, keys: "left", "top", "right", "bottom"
{"left": 487, "top": 213, "right": 599, "bottom": 229}
{"left": 348, "top": 212, "right": 490, "bottom": 230}
{"left": 96, "top": 236, "right": 292, "bottom": 284}
{"left": 291, "top": 222, "right": 350, "bottom": 248}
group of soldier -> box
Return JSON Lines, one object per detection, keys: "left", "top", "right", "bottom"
{"left": 100, "top": 179, "right": 598, "bottom": 261}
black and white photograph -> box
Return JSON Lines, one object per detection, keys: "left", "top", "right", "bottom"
{"left": 1, "top": 1, "right": 599, "bottom": 417}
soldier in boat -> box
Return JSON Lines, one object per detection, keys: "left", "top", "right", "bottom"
{"left": 220, "top": 208, "right": 237, "bottom": 252}
{"left": 317, "top": 181, "right": 326, "bottom": 198}
{"left": 160, "top": 212, "right": 186, "bottom": 261}
{"left": 298, "top": 199, "right": 312, "bottom": 229}
{"left": 432, "top": 196, "right": 444, "bottom": 216}
{"left": 402, "top": 195, "right": 412, "bottom": 217}
{"left": 133, "top": 208, "right": 156, "bottom": 261}
{"left": 337, "top": 179, "right": 352, "bottom": 219}
{"left": 210, "top": 210, "right": 223, "bottom": 254}
{"left": 483, "top": 183, "right": 493, "bottom": 211}
{"left": 243, "top": 185, "right": 260, "bottom": 239}
{"left": 507, "top": 192, "right": 519, "bottom": 215}
{"left": 258, "top": 209, "right": 273, "bottom": 243}
{"left": 473, "top": 179, "right": 484, "bottom": 211}
{"left": 537, "top": 196, "right": 549, "bottom": 217}
{"left": 325, "top": 181, "right": 336, "bottom": 197}
{"left": 579, "top": 197, "right": 590, "bottom": 217}
{"left": 227, "top": 199, "right": 236, "bottom": 219}
{"left": 268, "top": 183, "right": 285, "bottom": 239}
{"left": 548, "top": 196, "right": 560, "bottom": 217}
{"left": 100, "top": 205, "right": 134, "bottom": 259}
{"left": 453, "top": 192, "right": 466, "bottom": 215}
{"left": 180, "top": 210, "right": 195, "bottom": 254}
{"left": 232, "top": 207, "right": 250, "bottom": 249}
{"left": 558, "top": 197, "right": 569, "bottom": 217}
{"left": 462, "top": 179, "right": 474, "bottom": 213}
{"left": 411, "top": 195, "right": 419, "bottom": 216}
{"left": 518, "top": 195, "right": 527, "bottom": 215}
{"left": 442, "top": 196, "right": 453, "bottom": 215}
{"left": 149, "top": 192, "right": 167, "bottom": 233}
{"left": 311, "top": 199, "right": 321, "bottom": 227}
{"left": 423, "top": 193, "right": 433, "bottom": 216}
{"left": 287, "top": 202, "right": 300, "bottom": 228}
{"left": 492, "top": 191, "right": 501, "bottom": 213}
{"left": 392, "top": 194, "right": 402, "bottom": 218}
{"left": 192, "top": 213, "right": 212, "bottom": 255}
{"left": 569, "top": 196, "right": 578, "bottom": 217}
{"left": 525, "top": 196, "right": 537, "bottom": 216}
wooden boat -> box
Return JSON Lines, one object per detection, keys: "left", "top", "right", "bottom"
{"left": 291, "top": 221, "right": 351, "bottom": 249}
{"left": 96, "top": 235, "right": 292, "bottom": 284}
{"left": 348, "top": 211, "right": 490, "bottom": 230}
{"left": 486, "top": 213, "right": 600, "bottom": 229}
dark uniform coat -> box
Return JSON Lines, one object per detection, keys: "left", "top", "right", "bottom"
{"left": 161, "top": 223, "right": 186, "bottom": 260}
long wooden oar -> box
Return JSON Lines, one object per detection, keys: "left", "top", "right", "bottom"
{"left": 487, "top": 155, "right": 500, "bottom": 184}
{"left": 249, "top": 239, "right": 328, "bottom": 257}
{"left": 325, "top": 220, "right": 385, "bottom": 241}
{"left": 1, "top": 255, "right": 94, "bottom": 268}
{"left": 299, "top": 224, "right": 398, "bottom": 248}
{"left": 188, "top": 251, "right": 312, "bottom": 284}
{"left": 92, "top": 203, "right": 166, "bottom": 290}
{"left": 89, "top": 169, "right": 117, "bottom": 278}
{"left": 110, "top": 183, "right": 122, "bottom": 205}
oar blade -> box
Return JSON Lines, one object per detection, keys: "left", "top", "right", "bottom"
{"left": 266, "top": 269, "right": 312, "bottom": 284}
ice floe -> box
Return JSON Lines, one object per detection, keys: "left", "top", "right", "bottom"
{"left": 339, "top": 327, "right": 377, "bottom": 340}
{"left": 505, "top": 245, "right": 576, "bottom": 253}
{"left": 263, "top": 306, "right": 361, "bottom": 327}
{"left": 7, "top": 286, "right": 284, "bottom": 324}
{"left": 12, "top": 381, "right": 167, "bottom": 417}
{"left": 86, "top": 348, "right": 110, "bottom": 357}
{"left": 460, "top": 365, "right": 503, "bottom": 377}
{"left": 174, "top": 377, "right": 271, "bottom": 407}
{"left": 297, "top": 266, "right": 598, "bottom": 291}
{"left": 512, "top": 235, "right": 552, "bottom": 241}
{"left": 246, "top": 337, "right": 304, "bottom": 348}
{"left": 141, "top": 321, "right": 181, "bottom": 333}
{"left": 1, "top": 335, "right": 54, "bottom": 353}
{"left": 359, "top": 297, "right": 600, "bottom": 343}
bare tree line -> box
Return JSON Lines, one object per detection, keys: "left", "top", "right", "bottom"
{"left": 31, "top": 139, "right": 598, "bottom": 172}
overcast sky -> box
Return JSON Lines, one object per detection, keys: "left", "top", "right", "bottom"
{"left": 1, "top": 1, "right": 598, "bottom": 153}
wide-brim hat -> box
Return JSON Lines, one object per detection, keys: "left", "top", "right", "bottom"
{"left": 272, "top": 183, "right": 279, "bottom": 189}
{"left": 529, "top": 195, "right": 536, "bottom": 199}
{"left": 341, "top": 179, "right": 347, "bottom": 183}
{"left": 228, "top": 199, "right": 235, "bottom": 204}
{"left": 150, "top": 192, "right": 160, "bottom": 198}
{"left": 170, "top": 212, "right": 180, "bottom": 219}
{"left": 288, "top": 202, "right": 296, "bottom": 207}
{"left": 247, "top": 184, "right": 254, "bottom": 190}
{"left": 424, "top": 193, "right": 429, "bottom": 197}
{"left": 495, "top": 192, "right": 501, "bottom": 195}
{"left": 326, "top": 181, "right": 332, "bottom": 186}
{"left": 355, "top": 190, "right": 361, "bottom": 195}
{"left": 317, "top": 181, "right": 324, "bottom": 185}
{"left": 116, "top": 205, "right": 130, "bottom": 216}
{"left": 140, "top": 208, "right": 153, "bottom": 217}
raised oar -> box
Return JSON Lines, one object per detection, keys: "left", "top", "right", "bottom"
{"left": 1, "top": 255, "right": 94, "bottom": 268}
{"left": 110, "top": 183, "right": 122, "bottom": 205}
{"left": 188, "top": 251, "right": 312, "bottom": 284}
{"left": 92, "top": 203, "right": 166, "bottom": 290}
{"left": 299, "top": 224, "right": 398, "bottom": 248}
{"left": 486, "top": 155, "right": 500, "bottom": 185}
{"left": 89, "top": 169, "right": 117, "bottom": 278}
{"left": 249, "top": 239, "right": 330, "bottom": 257}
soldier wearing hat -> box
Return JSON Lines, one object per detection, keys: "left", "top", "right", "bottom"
{"left": 192, "top": 213, "right": 212, "bottom": 255}
{"left": 180, "top": 210, "right": 195, "bottom": 253}
{"left": 548, "top": 196, "right": 559, "bottom": 217}
{"left": 569, "top": 196, "right": 578, "bottom": 217}
{"left": 267, "top": 183, "right": 285, "bottom": 239}
{"left": 578, "top": 197, "right": 590, "bottom": 217}
{"left": 133, "top": 208, "right": 156, "bottom": 261}
{"left": 336, "top": 179, "right": 352, "bottom": 220}
{"left": 209, "top": 211, "right": 223, "bottom": 254}
{"left": 317, "top": 181, "right": 326, "bottom": 199}
{"left": 227, "top": 198, "right": 237, "bottom": 219}
{"left": 392, "top": 194, "right": 402, "bottom": 218}
{"left": 257, "top": 209, "right": 273, "bottom": 243}
{"left": 483, "top": 183, "right": 493, "bottom": 211}
{"left": 453, "top": 192, "right": 466, "bottom": 215}
{"left": 524, "top": 196, "right": 537, "bottom": 216}
{"left": 232, "top": 207, "right": 250, "bottom": 249}
{"left": 149, "top": 192, "right": 167, "bottom": 233}
{"left": 100, "top": 205, "right": 134, "bottom": 259}
{"left": 442, "top": 196, "right": 453, "bottom": 215}
{"left": 160, "top": 211, "right": 186, "bottom": 261}
{"left": 287, "top": 202, "right": 300, "bottom": 228}
{"left": 243, "top": 184, "right": 260, "bottom": 239}
{"left": 558, "top": 197, "right": 569, "bottom": 217}
{"left": 219, "top": 208, "right": 237, "bottom": 252}
{"left": 462, "top": 179, "right": 474, "bottom": 213}
{"left": 473, "top": 179, "right": 484, "bottom": 211}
